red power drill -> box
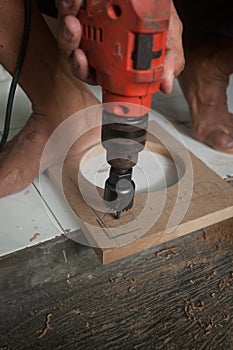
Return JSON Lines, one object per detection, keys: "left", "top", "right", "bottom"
{"left": 79, "top": 0, "right": 170, "bottom": 218}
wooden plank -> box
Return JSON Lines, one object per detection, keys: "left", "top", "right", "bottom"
{"left": 0, "top": 219, "right": 232, "bottom": 350}
{"left": 48, "top": 121, "right": 233, "bottom": 264}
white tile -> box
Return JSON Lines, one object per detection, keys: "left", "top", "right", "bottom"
{"left": 87, "top": 84, "right": 102, "bottom": 102}
{"left": 0, "top": 80, "right": 32, "bottom": 131}
{"left": 152, "top": 94, "right": 190, "bottom": 122}
{"left": 0, "top": 184, "right": 61, "bottom": 256}
{"left": 33, "top": 174, "right": 79, "bottom": 233}
{"left": 0, "top": 66, "right": 11, "bottom": 82}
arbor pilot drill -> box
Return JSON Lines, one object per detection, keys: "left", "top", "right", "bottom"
{"left": 79, "top": 0, "right": 170, "bottom": 218}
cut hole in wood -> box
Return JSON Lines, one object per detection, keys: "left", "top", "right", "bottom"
{"left": 80, "top": 140, "right": 184, "bottom": 194}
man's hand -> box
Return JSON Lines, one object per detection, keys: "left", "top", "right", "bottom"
{"left": 56, "top": 0, "right": 185, "bottom": 92}
{"left": 56, "top": 0, "right": 96, "bottom": 83}
{"left": 160, "top": 1, "right": 184, "bottom": 93}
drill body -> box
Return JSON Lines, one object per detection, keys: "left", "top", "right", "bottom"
{"left": 79, "top": 0, "right": 170, "bottom": 216}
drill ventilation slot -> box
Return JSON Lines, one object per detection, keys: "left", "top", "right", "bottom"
{"left": 82, "top": 24, "right": 103, "bottom": 42}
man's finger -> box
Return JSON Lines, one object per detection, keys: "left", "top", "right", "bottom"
{"left": 56, "top": 0, "right": 82, "bottom": 17}
{"left": 71, "top": 49, "right": 97, "bottom": 85}
{"left": 160, "top": 50, "right": 175, "bottom": 94}
{"left": 58, "top": 16, "right": 82, "bottom": 57}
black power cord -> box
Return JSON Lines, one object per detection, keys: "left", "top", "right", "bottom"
{"left": 0, "top": 0, "right": 31, "bottom": 149}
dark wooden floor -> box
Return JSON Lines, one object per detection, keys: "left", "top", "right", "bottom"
{"left": 0, "top": 218, "right": 232, "bottom": 350}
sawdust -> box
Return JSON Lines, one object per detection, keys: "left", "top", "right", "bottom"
{"left": 206, "top": 271, "right": 217, "bottom": 281}
{"left": 126, "top": 277, "right": 137, "bottom": 284}
{"left": 185, "top": 300, "right": 205, "bottom": 320}
{"left": 188, "top": 262, "right": 194, "bottom": 270}
{"left": 156, "top": 247, "right": 178, "bottom": 259}
{"left": 218, "top": 273, "right": 233, "bottom": 291}
{"left": 126, "top": 277, "right": 137, "bottom": 293}
{"left": 69, "top": 309, "right": 81, "bottom": 316}
{"left": 129, "top": 306, "right": 140, "bottom": 313}
{"left": 109, "top": 277, "right": 120, "bottom": 284}
{"left": 109, "top": 275, "right": 137, "bottom": 293}
{"left": 128, "top": 285, "right": 136, "bottom": 293}
{"left": 224, "top": 175, "right": 233, "bottom": 183}
{"left": 29, "top": 233, "right": 40, "bottom": 242}
{"left": 85, "top": 321, "right": 90, "bottom": 329}
{"left": 185, "top": 300, "right": 229, "bottom": 337}
{"left": 36, "top": 313, "right": 53, "bottom": 339}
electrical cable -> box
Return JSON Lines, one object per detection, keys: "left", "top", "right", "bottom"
{"left": 0, "top": 0, "right": 31, "bottom": 149}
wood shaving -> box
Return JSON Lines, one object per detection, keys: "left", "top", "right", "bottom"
{"left": 29, "top": 233, "right": 40, "bottom": 242}
{"left": 126, "top": 277, "right": 137, "bottom": 284}
{"left": 109, "top": 277, "right": 120, "bottom": 284}
{"left": 128, "top": 285, "right": 136, "bottom": 293}
{"left": 219, "top": 278, "right": 230, "bottom": 291}
{"left": 36, "top": 313, "right": 53, "bottom": 339}
{"left": 224, "top": 175, "right": 233, "bottom": 182}
{"left": 125, "top": 277, "right": 137, "bottom": 292}
{"left": 192, "top": 333, "right": 199, "bottom": 340}
{"left": 69, "top": 309, "right": 81, "bottom": 316}
{"left": 129, "top": 306, "right": 139, "bottom": 313}
{"left": 185, "top": 301, "right": 223, "bottom": 336}
{"left": 184, "top": 300, "right": 205, "bottom": 321}
{"left": 206, "top": 271, "right": 217, "bottom": 281}
{"left": 201, "top": 316, "right": 223, "bottom": 335}
{"left": 62, "top": 250, "right": 68, "bottom": 263}
{"left": 156, "top": 247, "right": 178, "bottom": 259}
{"left": 223, "top": 314, "right": 230, "bottom": 322}
{"left": 191, "top": 300, "right": 204, "bottom": 311}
